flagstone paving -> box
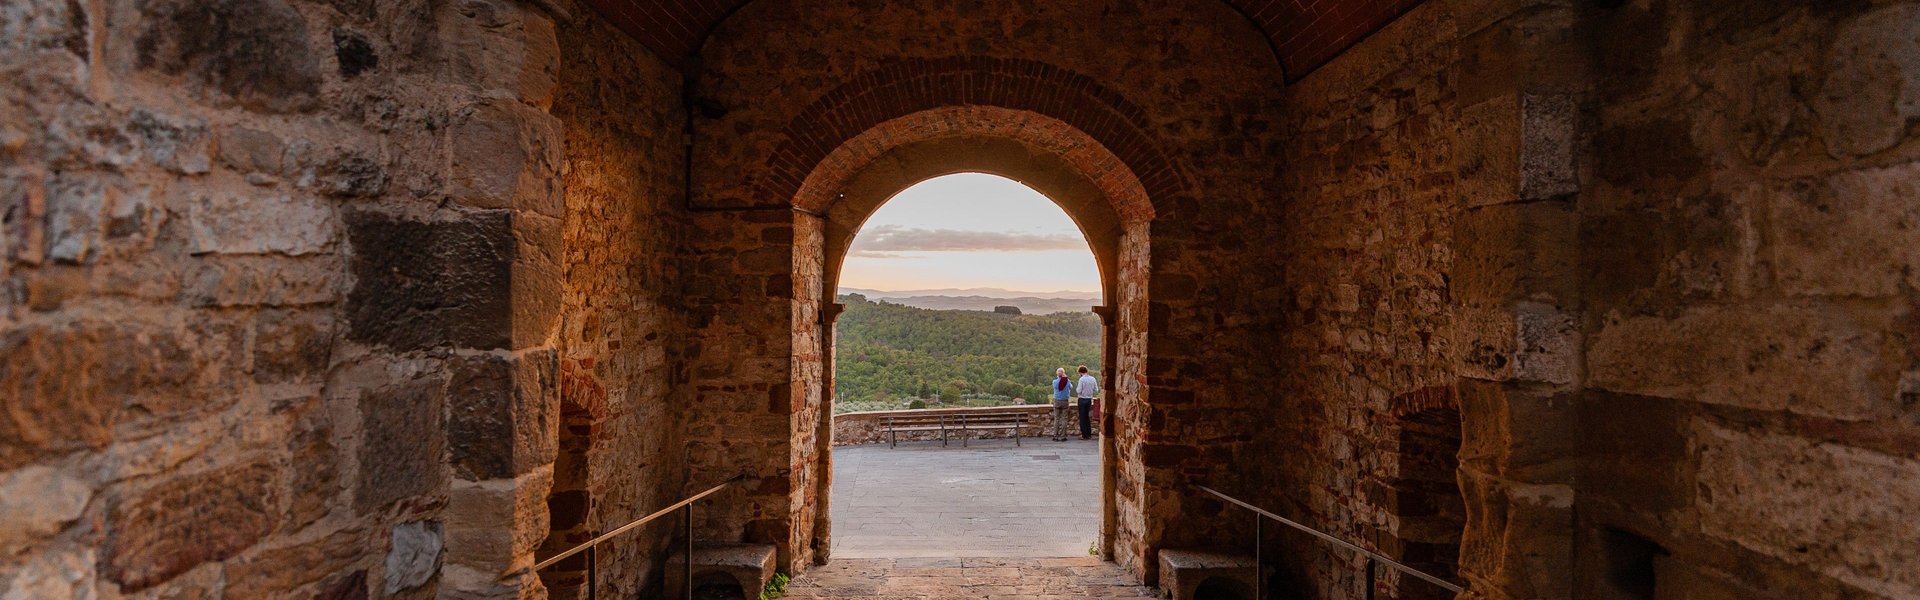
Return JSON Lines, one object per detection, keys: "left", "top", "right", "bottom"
{"left": 784, "top": 557, "right": 1160, "bottom": 599}
{"left": 789, "top": 439, "right": 1158, "bottom": 597}
{"left": 830, "top": 438, "right": 1100, "bottom": 558}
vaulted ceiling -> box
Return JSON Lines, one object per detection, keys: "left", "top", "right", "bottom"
{"left": 578, "top": 0, "right": 1423, "bottom": 81}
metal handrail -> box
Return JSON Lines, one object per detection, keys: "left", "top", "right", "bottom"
{"left": 534, "top": 475, "right": 745, "bottom": 599}
{"left": 1197, "top": 485, "right": 1465, "bottom": 598}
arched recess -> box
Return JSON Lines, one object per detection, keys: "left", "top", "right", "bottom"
{"left": 787, "top": 105, "right": 1161, "bottom": 574}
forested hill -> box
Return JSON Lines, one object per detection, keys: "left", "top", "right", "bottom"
{"left": 834, "top": 294, "right": 1100, "bottom": 413}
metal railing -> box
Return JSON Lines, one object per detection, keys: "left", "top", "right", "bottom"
{"left": 534, "top": 475, "right": 744, "bottom": 600}
{"left": 1196, "top": 485, "right": 1465, "bottom": 600}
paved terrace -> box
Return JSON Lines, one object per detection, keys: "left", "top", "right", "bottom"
{"left": 789, "top": 439, "right": 1161, "bottom": 598}
{"left": 830, "top": 438, "right": 1100, "bottom": 558}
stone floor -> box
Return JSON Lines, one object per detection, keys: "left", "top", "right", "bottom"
{"left": 784, "top": 438, "right": 1157, "bottom": 597}
{"left": 784, "top": 557, "right": 1159, "bottom": 599}
{"left": 829, "top": 438, "right": 1100, "bottom": 558}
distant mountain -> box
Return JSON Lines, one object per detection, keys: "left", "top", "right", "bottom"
{"left": 833, "top": 294, "right": 1101, "bottom": 413}
{"left": 838, "top": 287, "right": 1100, "bottom": 314}
{"left": 840, "top": 287, "right": 1100, "bottom": 301}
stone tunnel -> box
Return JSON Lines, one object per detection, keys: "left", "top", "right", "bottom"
{"left": 1, "top": 0, "right": 1918, "bottom": 598}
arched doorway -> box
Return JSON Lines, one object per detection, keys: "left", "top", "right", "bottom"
{"left": 827, "top": 172, "right": 1104, "bottom": 558}
{"left": 787, "top": 106, "right": 1156, "bottom": 573}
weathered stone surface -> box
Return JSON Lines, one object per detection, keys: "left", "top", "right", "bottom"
{"left": 0, "top": 546, "right": 97, "bottom": 600}
{"left": 189, "top": 192, "right": 334, "bottom": 255}
{"left": 105, "top": 460, "right": 278, "bottom": 591}
{"left": 0, "top": 321, "right": 206, "bottom": 468}
{"left": 345, "top": 210, "right": 513, "bottom": 351}
{"left": 133, "top": 0, "right": 323, "bottom": 112}
{"left": 252, "top": 309, "right": 334, "bottom": 382}
{"left": 443, "top": 467, "right": 550, "bottom": 575}
{"left": 286, "top": 402, "right": 340, "bottom": 529}
{"left": 1813, "top": 4, "right": 1920, "bottom": 158}
{"left": 1587, "top": 305, "right": 1893, "bottom": 420}
{"left": 0, "top": 465, "right": 93, "bottom": 555}
{"left": 187, "top": 255, "right": 343, "bottom": 307}
{"left": 447, "top": 352, "right": 557, "bottom": 481}
{"left": 1695, "top": 421, "right": 1920, "bottom": 597}
{"left": 216, "top": 127, "right": 287, "bottom": 175}
{"left": 449, "top": 100, "right": 562, "bottom": 215}
{"left": 354, "top": 373, "right": 447, "bottom": 513}
{"left": 224, "top": 527, "right": 366, "bottom": 599}
{"left": 128, "top": 109, "right": 211, "bottom": 175}
{"left": 1768, "top": 163, "right": 1920, "bottom": 298}
{"left": 384, "top": 521, "right": 443, "bottom": 594}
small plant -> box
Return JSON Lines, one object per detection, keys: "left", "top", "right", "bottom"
{"left": 1087, "top": 541, "right": 1099, "bottom": 556}
{"left": 759, "top": 572, "right": 791, "bottom": 600}
{"left": 907, "top": 399, "right": 927, "bottom": 409}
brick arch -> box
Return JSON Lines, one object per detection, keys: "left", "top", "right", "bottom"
{"left": 791, "top": 105, "right": 1156, "bottom": 228}
{"left": 762, "top": 57, "right": 1183, "bottom": 214}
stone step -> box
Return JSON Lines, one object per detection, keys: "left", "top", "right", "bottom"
{"left": 1157, "top": 549, "right": 1258, "bottom": 600}
{"left": 665, "top": 543, "right": 778, "bottom": 600}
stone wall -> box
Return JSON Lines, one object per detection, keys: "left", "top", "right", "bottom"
{"left": 1575, "top": 2, "right": 1920, "bottom": 597}
{"left": 682, "top": 0, "right": 1290, "bottom": 579}
{"left": 1252, "top": 1, "right": 1920, "bottom": 599}
{"left": 831, "top": 405, "right": 1061, "bottom": 447}
{"left": 543, "top": 2, "right": 689, "bottom": 598}
{"left": 1, "top": 0, "right": 571, "bottom": 597}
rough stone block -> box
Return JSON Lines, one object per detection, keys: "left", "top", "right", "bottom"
{"left": 443, "top": 467, "right": 552, "bottom": 575}
{"left": 128, "top": 109, "right": 210, "bottom": 175}
{"left": 1452, "top": 200, "right": 1577, "bottom": 306}
{"left": 0, "top": 546, "right": 98, "bottom": 599}
{"left": 187, "top": 255, "right": 343, "bottom": 307}
{"left": 1457, "top": 467, "right": 1574, "bottom": 600}
{"left": 1587, "top": 305, "right": 1893, "bottom": 420}
{"left": 0, "top": 321, "right": 206, "bottom": 468}
{"left": 353, "top": 373, "right": 447, "bottom": 514}
{"left": 216, "top": 127, "right": 287, "bottom": 175}
{"left": 1454, "top": 302, "right": 1577, "bottom": 385}
{"left": 447, "top": 351, "right": 557, "bottom": 481}
{"left": 223, "top": 527, "right": 364, "bottom": 599}
{"left": 131, "top": 0, "right": 322, "bottom": 112}
{"left": 345, "top": 210, "right": 513, "bottom": 351}
{"left": 384, "top": 521, "right": 444, "bottom": 595}
{"left": 438, "top": 0, "right": 560, "bottom": 106}
{"left": 1769, "top": 163, "right": 1920, "bottom": 298}
{"left": 1154, "top": 549, "right": 1256, "bottom": 600}
{"left": 1813, "top": 4, "right": 1920, "bottom": 157}
{"left": 449, "top": 99, "right": 562, "bottom": 215}
{"left": 105, "top": 460, "right": 279, "bottom": 591}
{"left": 0, "top": 465, "right": 93, "bottom": 556}
{"left": 43, "top": 173, "right": 106, "bottom": 264}
{"left": 1574, "top": 391, "right": 1689, "bottom": 513}
{"left": 1694, "top": 421, "right": 1920, "bottom": 597}
{"left": 665, "top": 544, "right": 778, "bottom": 600}
{"left": 252, "top": 309, "right": 334, "bottom": 383}
{"left": 189, "top": 192, "right": 334, "bottom": 256}
{"left": 1457, "top": 379, "right": 1577, "bottom": 480}
{"left": 285, "top": 402, "right": 339, "bottom": 530}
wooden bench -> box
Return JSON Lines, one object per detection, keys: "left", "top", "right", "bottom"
{"left": 884, "top": 414, "right": 952, "bottom": 447}
{"left": 883, "top": 409, "right": 1033, "bottom": 447}
{"left": 954, "top": 410, "right": 1028, "bottom": 447}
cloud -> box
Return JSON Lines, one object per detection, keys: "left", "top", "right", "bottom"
{"left": 849, "top": 225, "right": 1085, "bottom": 257}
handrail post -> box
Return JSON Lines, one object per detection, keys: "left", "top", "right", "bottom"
{"left": 684, "top": 503, "right": 694, "bottom": 600}
{"left": 1364, "top": 557, "right": 1376, "bottom": 600}
{"left": 1253, "top": 514, "right": 1262, "bottom": 600}
{"left": 586, "top": 545, "right": 597, "bottom": 600}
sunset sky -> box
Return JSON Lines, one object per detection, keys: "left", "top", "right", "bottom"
{"left": 838, "top": 173, "right": 1102, "bottom": 295}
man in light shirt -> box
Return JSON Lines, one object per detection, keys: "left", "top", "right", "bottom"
{"left": 1074, "top": 365, "right": 1099, "bottom": 440}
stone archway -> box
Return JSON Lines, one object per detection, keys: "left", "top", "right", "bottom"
{"left": 786, "top": 105, "right": 1158, "bottom": 574}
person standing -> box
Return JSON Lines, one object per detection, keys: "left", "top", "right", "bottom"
{"left": 1074, "top": 365, "right": 1099, "bottom": 440}
{"left": 1050, "top": 368, "right": 1074, "bottom": 441}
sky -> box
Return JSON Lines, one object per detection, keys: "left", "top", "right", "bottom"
{"left": 839, "top": 173, "right": 1102, "bottom": 295}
